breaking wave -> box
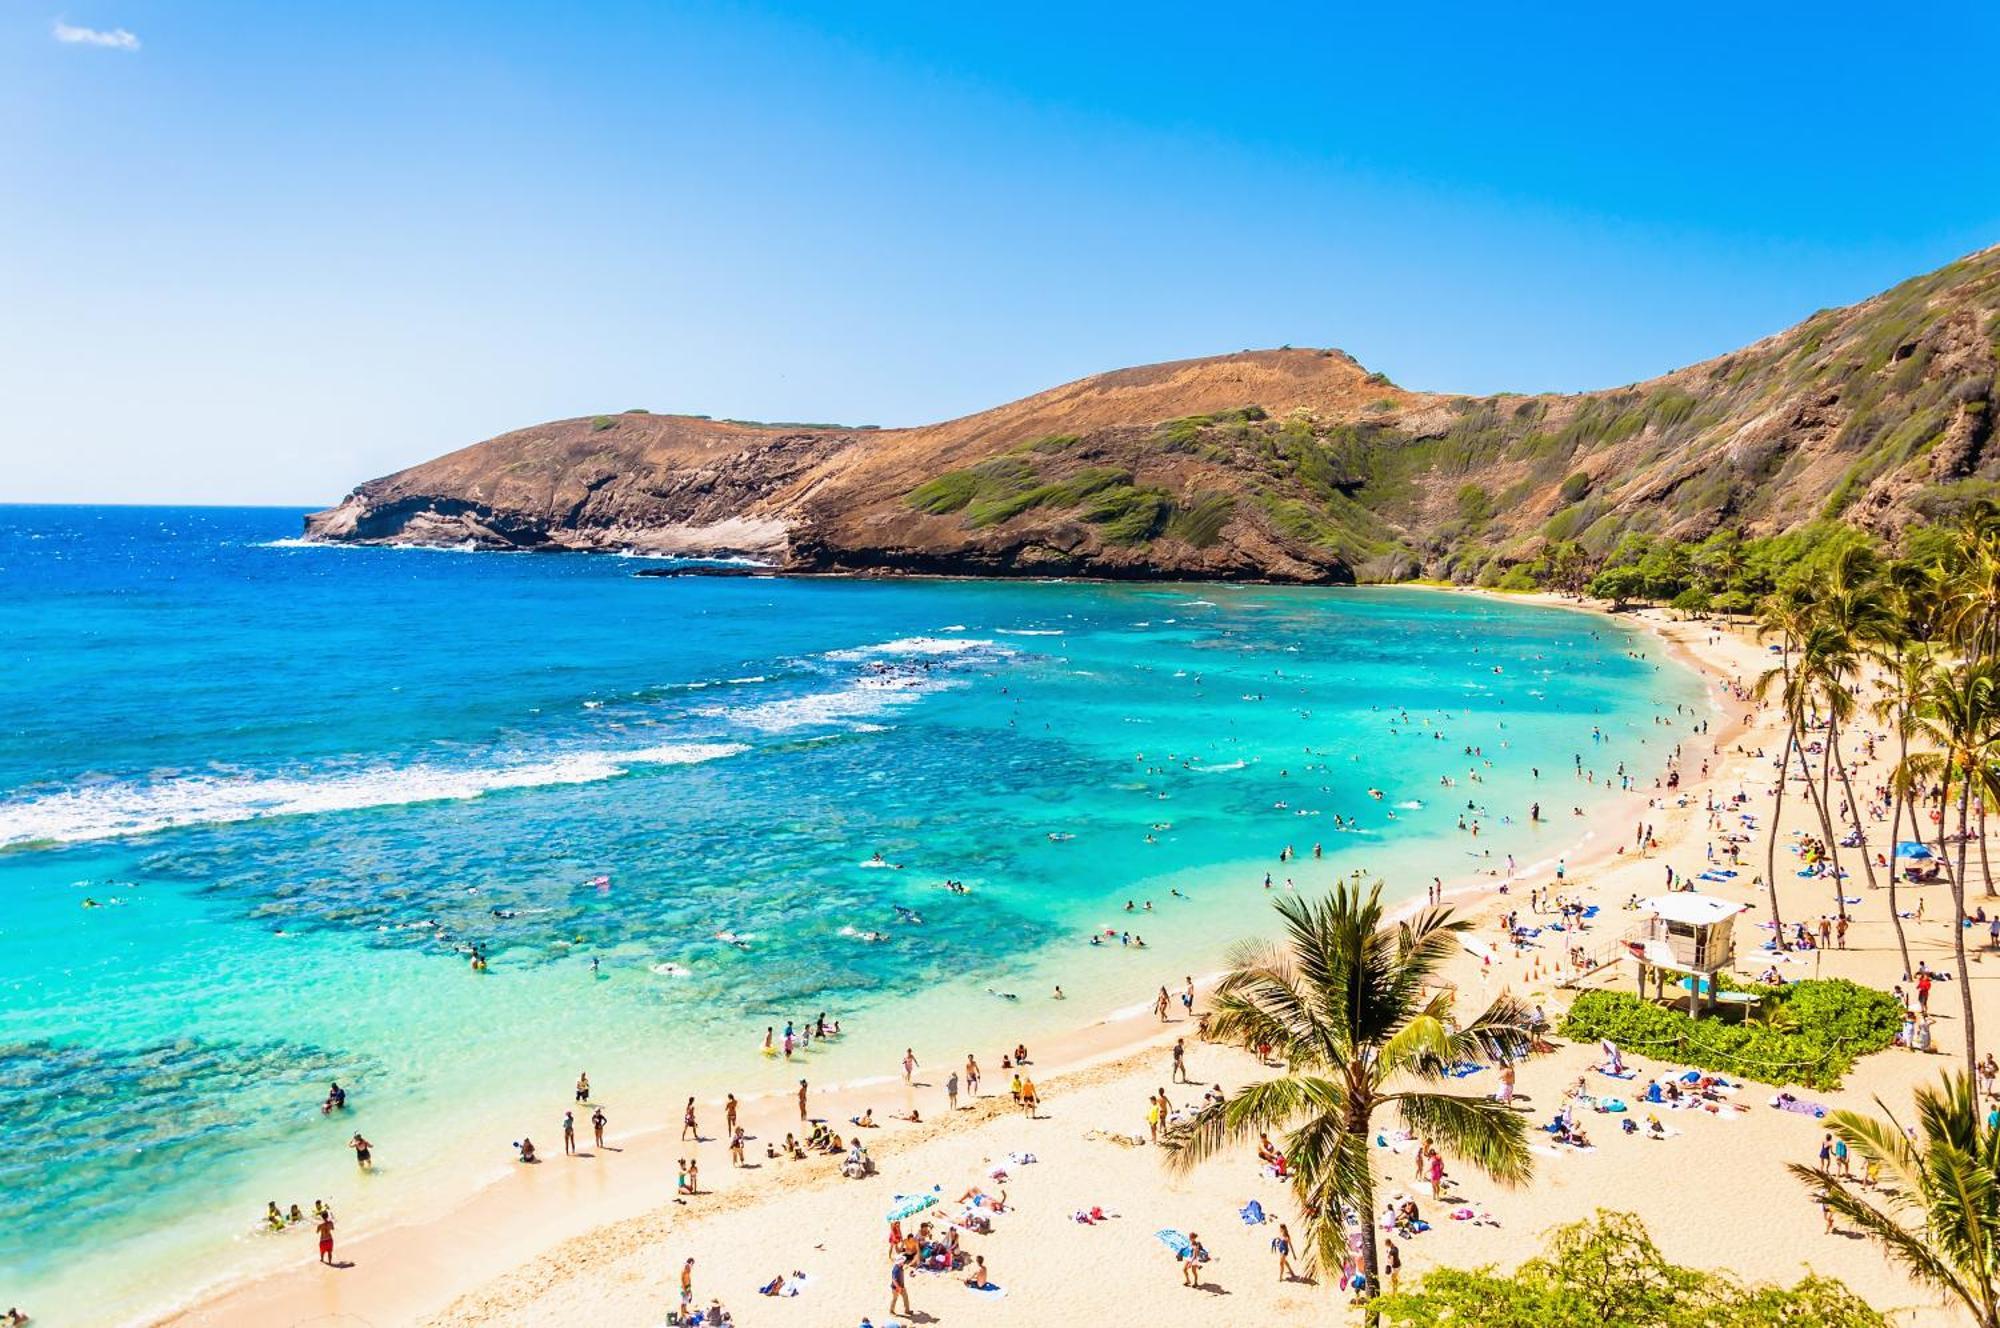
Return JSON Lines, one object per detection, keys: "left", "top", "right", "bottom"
{"left": 0, "top": 743, "right": 746, "bottom": 849}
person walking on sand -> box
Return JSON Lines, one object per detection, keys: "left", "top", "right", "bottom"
{"left": 946, "top": 1070, "right": 960, "bottom": 1111}
{"left": 725, "top": 1093, "right": 739, "bottom": 1136}
{"left": 1385, "top": 1237, "right": 1402, "bottom": 1293}
{"left": 316, "top": 1212, "right": 336, "bottom": 1266}
{"left": 591, "top": 1106, "right": 607, "bottom": 1149}
{"left": 966, "top": 1054, "right": 982, "bottom": 1098}
{"left": 730, "top": 1126, "right": 746, "bottom": 1167}
{"left": 349, "top": 1133, "right": 372, "bottom": 1171}
{"left": 1182, "top": 1233, "right": 1208, "bottom": 1288}
{"left": 1020, "top": 1075, "right": 1039, "bottom": 1117}
{"left": 1274, "top": 1222, "right": 1295, "bottom": 1282}
{"left": 683, "top": 1097, "right": 699, "bottom": 1141}
{"left": 680, "top": 1257, "right": 695, "bottom": 1312}
{"left": 889, "top": 1253, "right": 913, "bottom": 1318}
{"left": 562, "top": 1110, "right": 576, "bottom": 1155}
{"left": 798, "top": 1078, "right": 809, "bottom": 1121}
{"left": 1172, "top": 1037, "right": 1187, "bottom": 1084}
{"left": 903, "top": 1048, "right": 919, "bottom": 1084}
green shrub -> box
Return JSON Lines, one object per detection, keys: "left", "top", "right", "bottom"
{"left": 1455, "top": 483, "right": 1494, "bottom": 524}
{"left": 590, "top": 415, "right": 616, "bottom": 432}
{"left": 1165, "top": 492, "right": 1235, "bottom": 547}
{"left": 1373, "top": 1210, "right": 1886, "bottom": 1327}
{"left": 1559, "top": 471, "right": 1592, "bottom": 503}
{"left": 1560, "top": 980, "right": 1901, "bottom": 1089}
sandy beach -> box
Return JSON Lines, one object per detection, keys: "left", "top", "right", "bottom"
{"left": 157, "top": 592, "right": 1982, "bottom": 1327}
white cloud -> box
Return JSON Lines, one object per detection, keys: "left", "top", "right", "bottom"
{"left": 52, "top": 20, "right": 140, "bottom": 50}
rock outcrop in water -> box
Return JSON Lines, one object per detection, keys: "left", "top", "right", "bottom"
{"left": 306, "top": 244, "right": 2000, "bottom": 583}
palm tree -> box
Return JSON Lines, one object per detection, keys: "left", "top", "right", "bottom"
{"left": 1899, "top": 659, "right": 2000, "bottom": 1071}
{"left": 1791, "top": 1072, "right": 2000, "bottom": 1328}
{"left": 1874, "top": 647, "right": 1934, "bottom": 981}
{"left": 1754, "top": 589, "right": 1815, "bottom": 948}
{"left": 1164, "top": 884, "right": 1534, "bottom": 1318}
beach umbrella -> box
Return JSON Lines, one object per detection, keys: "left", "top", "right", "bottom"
{"left": 1155, "top": 1228, "right": 1193, "bottom": 1259}
{"left": 1895, "top": 841, "right": 1935, "bottom": 860}
{"left": 886, "top": 1187, "right": 940, "bottom": 1222}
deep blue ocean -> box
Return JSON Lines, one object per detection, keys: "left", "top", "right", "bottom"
{"left": 0, "top": 505, "right": 1706, "bottom": 1324}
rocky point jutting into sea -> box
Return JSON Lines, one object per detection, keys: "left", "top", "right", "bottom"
{"left": 305, "top": 243, "right": 2000, "bottom": 583}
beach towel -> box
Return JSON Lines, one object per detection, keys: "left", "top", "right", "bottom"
{"left": 1445, "top": 1062, "right": 1485, "bottom": 1078}
{"left": 965, "top": 1283, "right": 1005, "bottom": 1300}
{"left": 1005, "top": 1151, "right": 1037, "bottom": 1167}
{"left": 1240, "top": 1199, "right": 1266, "bottom": 1225}
{"left": 1155, "top": 1229, "right": 1193, "bottom": 1259}
{"left": 1595, "top": 1067, "right": 1637, "bottom": 1081}
{"left": 1771, "top": 1094, "right": 1829, "bottom": 1118}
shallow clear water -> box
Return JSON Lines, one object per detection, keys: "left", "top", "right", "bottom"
{"left": 0, "top": 506, "right": 1706, "bottom": 1323}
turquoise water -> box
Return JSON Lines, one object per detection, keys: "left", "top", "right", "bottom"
{"left": 0, "top": 506, "right": 1705, "bottom": 1324}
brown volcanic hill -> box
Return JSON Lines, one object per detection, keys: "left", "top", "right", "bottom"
{"left": 305, "top": 244, "right": 2000, "bottom": 583}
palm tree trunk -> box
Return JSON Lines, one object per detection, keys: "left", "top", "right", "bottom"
{"left": 1953, "top": 780, "right": 1979, "bottom": 1073}
{"left": 1831, "top": 726, "right": 1879, "bottom": 907}
{"left": 1354, "top": 1109, "right": 1382, "bottom": 1322}
{"left": 1982, "top": 807, "right": 1995, "bottom": 900}
{"left": 1883, "top": 734, "right": 1915, "bottom": 981}
{"left": 1765, "top": 726, "right": 1795, "bottom": 948}
{"left": 1798, "top": 730, "right": 1848, "bottom": 923}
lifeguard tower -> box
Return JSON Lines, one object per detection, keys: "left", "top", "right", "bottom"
{"left": 1623, "top": 893, "right": 1749, "bottom": 1015}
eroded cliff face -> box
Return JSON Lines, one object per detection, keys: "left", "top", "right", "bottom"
{"left": 306, "top": 244, "right": 2000, "bottom": 582}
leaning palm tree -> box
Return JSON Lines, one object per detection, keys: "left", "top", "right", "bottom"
{"left": 1164, "top": 884, "right": 1533, "bottom": 1318}
{"left": 1791, "top": 1072, "right": 2000, "bottom": 1328}
{"left": 1899, "top": 659, "right": 2000, "bottom": 1071}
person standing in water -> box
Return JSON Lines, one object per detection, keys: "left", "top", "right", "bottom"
{"left": 562, "top": 1111, "right": 576, "bottom": 1155}
{"left": 349, "top": 1133, "right": 373, "bottom": 1171}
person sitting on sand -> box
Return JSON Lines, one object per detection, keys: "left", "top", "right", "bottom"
{"left": 963, "top": 1254, "right": 992, "bottom": 1289}
{"left": 853, "top": 1108, "right": 876, "bottom": 1128}
{"left": 757, "top": 1274, "right": 787, "bottom": 1297}
{"left": 7, "top": 1307, "right": 30, "bottom": 1326}
{"left": 516, "top": 1138, "right": 537, "bottom": 1163}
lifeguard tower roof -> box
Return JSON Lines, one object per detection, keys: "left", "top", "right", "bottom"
{"left": 1640, "top": 894, "right": 1748, "bottom": 926}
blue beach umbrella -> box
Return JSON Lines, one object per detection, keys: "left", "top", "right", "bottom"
{"left": 886, "top": 1187, "right": 940, "bottom": 1222}
{"left": 1896, "top": 842, "right": 1935, "bottom": 860}
{"left": 1155, "top": 1228, "right": 1192, "bottom": 1259}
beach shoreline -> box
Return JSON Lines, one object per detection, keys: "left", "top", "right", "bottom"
{"left": 148, "top": 586, "right": 1740, "bottom": 1328}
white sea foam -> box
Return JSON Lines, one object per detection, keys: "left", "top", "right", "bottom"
{"left": 823, "top": 636, "right": 999, "bottom": 661}
{"left": 724, "top": 674, "right": 937, "bottom": 733}
{"left": 995, "top": 628, "right": 1063, "bottom": 636}
{"left": 256, "top": 537, "right": 484, "bottom": 553}
{"left": 0, "top": 743, "right": 746, "bottom": 848}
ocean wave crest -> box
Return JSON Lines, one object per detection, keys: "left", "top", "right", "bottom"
{"left": 823, "top": 635, "right": 1001, "bottom": 661}
{"left": 0, "top": 743, "right": 747, "bottom": 848}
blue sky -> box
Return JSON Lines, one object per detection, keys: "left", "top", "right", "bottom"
{"left": 3, "top": 2, "right": 1997, "bottom": 504}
